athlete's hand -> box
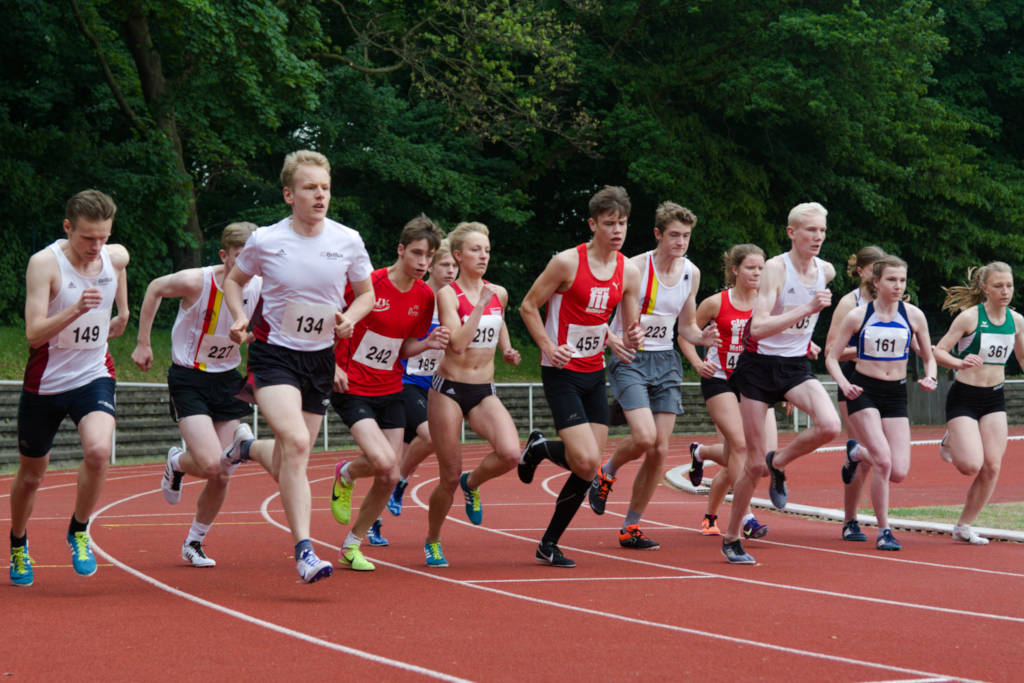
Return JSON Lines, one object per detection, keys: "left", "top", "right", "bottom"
{"left": 700, "top": 322, "right": 720, "bottom": 348}
{"left": 918, "top": 376, "right": 938, "bottom": 392}
{"left": 807, "top": 341, "right": 821, "bottom": 360}
{"left": 547, "top": 343, "right": 575, "bottom": 368}
{"left": 808, "top": 289, "right": 832, "bottom": 314}
{"left": 503, "top": 347, "right": 521, "bottom": 366}
{"left": 841, "top": 382, "right": 863, "bottom": 400}
{"left": 76, "top": 287, "right": 103, "bottom": 313}
{"left": 333, "top": 364, "right": 349, "bottom": 393}
{"left": 229, "top": 317, "right": 249, "bottom": 344}
{"left": 696, "top": 359, "right": 715, "bottom": 379}
{"left": 607, "top": 333, "right": 635, "bottom": 363}
{"left": 108, "top": 313, "right": 129, "bottom": 340}
{"left": 334, "top": 311, "right": 354, "bottom": 339}
{"left": 427, "top": 325, "right": 451, "bottom": 350}
{"left": 960, "top": 354, "right": 983, "bottom": 369}
{"left": 625, "top": 320, "right": 645, "bottom": 349}
{"left": 131, "top": 343, "right": 153, "bottom": 372}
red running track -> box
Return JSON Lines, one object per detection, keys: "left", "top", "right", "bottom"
{"left": 2, "top": 428, "right": 1023, "bottom": 681}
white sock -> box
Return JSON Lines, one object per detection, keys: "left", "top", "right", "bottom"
{"left": 186, "top": 519, "right": 211, "bottom": 544}
{"left": 742, "top": 512, "right": 754, "bottom": 524}
{"left": 339, "top": 461, "right": 353, "bottom": 484}
{"left": 848, "top": 443, "right": 861, "bottom": 462}
{"left": 343, "top": 532, "right": 362, "bottom": 548}
{"left": 170, "top": 450, "right": 184, "bottom": 472}
{"left": 692, "top": 444, "right": 703, "bottom": 462}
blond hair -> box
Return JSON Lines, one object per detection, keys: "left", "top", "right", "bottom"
{"left": 787, "top": 202, "right": 827, "bottom": 226}
{"left": 942, "top": 262, "right": 1014, "bottom": 314}
{"left": 432, "top": 238, "right": 453, "bottom": 266}
{"left": 221, "top": 222, "right": 257, "bottom": 250}
{"left": 448, "top": 221, "right": 489, "bottom": 254}
{"left": 722, "top": 243, "right": 765, "bottom": 287}
{"left": 280, "top": 150, "right": 330, "bottom": 188}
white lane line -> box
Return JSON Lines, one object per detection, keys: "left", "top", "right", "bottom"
{"left": 88, "top": 488, "right": 471, "bottom": 683}
{"left": 466, "top": 575, "right": 714, "bottom": 584}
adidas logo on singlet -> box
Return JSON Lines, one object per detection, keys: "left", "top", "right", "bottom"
{"left": 276, "top": 249, "right": 287, "bottom": 257}
{"left": 787, "top": 287, "right": 796, "bottom": 294}
{"left": 68, "top": 282, "right": 77, "bottom": 289}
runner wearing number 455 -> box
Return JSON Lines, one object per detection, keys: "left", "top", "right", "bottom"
{"left": 329, "top": 216, "right": 449, "bottom": 572}
{"left": 589, "top": 202, "right": 718, "bottom": 552}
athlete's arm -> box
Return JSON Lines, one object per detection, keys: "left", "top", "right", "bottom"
{"left": 24, "top": 250, "right": 94, "bottom": 349}
{"left": 619, "top": 259, "right": 644, "bottom": 349}
{"left": 520, "top": 249, "right": 575, "bottom": 365}
{"left": 908, "top": 304, "right": 937, "bottom": 391}
{"left": 825, "top": 307, "right": 866, "bottom": 399}
{"left": 680, "top": 292, "right": 721, "bottom": 378}
{"left": 225, "top": 264, "right": 255, "bottom": 344}
{"left": 109, "top": 246, "right": 131, "bottom": 340}
{"left": 674, "top": 265, "right": 717, "bottom": 349}
{"left": 932, "top": 308, "right": 982, "bottom": 370}
{"left": 336, "top": 277, "right": 374, "bottom": 339}
{"left": 824, "top": 290, "right": 858, "bottom": 362}
{"left": 132, "top": 268, "right": 204, "bottom": 371}
{"left": 748, "top": 257, "right": 831, "bottom": 339}
{"left": 1012, "top": 311, "right": 1024, "bottom": 371}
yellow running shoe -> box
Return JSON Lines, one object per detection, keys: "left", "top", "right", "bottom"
{"left": 330, "top": 460, "right": 353, "bottom": 525}
{"left": 339, "top": 544, "right": 374, "bottom": 571}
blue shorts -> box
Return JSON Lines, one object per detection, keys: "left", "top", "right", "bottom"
{"left": 18, "top": 377, "right": 116, "bottom": 458}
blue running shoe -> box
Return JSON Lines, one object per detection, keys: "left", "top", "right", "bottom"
{"left": 10, "top": 544, "right": 33, "bottom": 586}
{"left": 367, "top": 518, "right": 389, "bottom": 547}
{"left": 721, "top": 539, "right": 755, "bottom": 564}
{"left": 876, "top": 528, "right": 901, "bottom": 551}
{"left": 460, "top": 472, "right": 482, "bottom": 525}
{"left": 387, "top": 479, "right": 407, "bottom": 516}
{"left": 425, "top": 541, "right": 448, "bottom": 567}
{"left": 765, "top": 451, "right": 787, "bottom": 509}
{"left": 743, "top": 517, "right": 769, "bottom": 539}
{"left": 67, "top": 531, "right": 97, "bottom": 576}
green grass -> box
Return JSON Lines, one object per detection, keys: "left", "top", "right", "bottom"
{"left": 864, "top": 503, "right": 1024, "bottom": 531}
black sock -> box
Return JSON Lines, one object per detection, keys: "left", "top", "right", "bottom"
{"left": 538, "top": 439, "right": 568, "bottom": 469}
{"left": 68, "top": 515, "right": 88, "bottom": 535}
{"left": 10, "top": 531, "right": 27, "bottom": 548}
{"left": 541, "top": 474, "right": 590, "bottom": 545}
{"left": 240, "top": 439, "right": 252, "bottom": 461}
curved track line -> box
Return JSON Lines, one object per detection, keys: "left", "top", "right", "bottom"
{"left": 88, "top": 487, "right": 470, "bottom": 683}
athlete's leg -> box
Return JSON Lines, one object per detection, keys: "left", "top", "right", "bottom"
{"left": 9, "top": 454, "right": 50, "bottom": 538}
{"left": 846, "top": 408, "right": 892, "bottom": 529}
{"left": 723, "top": 397, "right": 770, "bottom": 542}
{"left": 771, "top": 380, "right": 841, "bottom": 469}
{"left": 465, "top": 396, "right": 521, "bottom": 488}
{"left": 958, "top": 412, "right": 1007, "bottom": 525}
{"left": 426, "top": 390, "right": 464, "bottom": 543}
{"left": 626, "top": 412, "right": 676, "bottom": 518}
{"left": 71, "top": 410, "right": 115, "bottom": 525}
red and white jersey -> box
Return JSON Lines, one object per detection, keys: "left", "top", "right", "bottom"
{"left": 170, "top": 267, "right": 262, "bottom": 372}
{"left": 235, "top": 217, "right": 373, "bottom": 352}
{"left": 542, "top": 243, "right": 625, "bottom": 372}
{"left": 747, "top": 253, "right": 827, "bottom": 357}
{"left": 609, "top": 251, "right": 692, "bottom": 352}
{"left": 335, "top": 268, "right": 434, "bottom": 396}
{"left": 705, "top": 288, "right": 751, "bottom": 380}
{"left": 23, "top": 241, "right": 118, "bottom": 395}
{"left": 453, "top": 280, "right": 504, "bottom": 349}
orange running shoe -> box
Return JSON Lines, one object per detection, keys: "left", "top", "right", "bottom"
{"left": 700, "top": 514, "right": 721, "bottom": 536}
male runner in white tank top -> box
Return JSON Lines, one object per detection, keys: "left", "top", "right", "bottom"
{"left": 9, "top": 190, "right": 129, "bottom": 586}
{"left": 720, "top": 202, "right": 841, "bottom": 564}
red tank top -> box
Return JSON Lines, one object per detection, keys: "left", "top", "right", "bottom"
{"left": 451, "top": 281, "right": 504, "bottom": 349}
{"left": 542, "top": 243, "right": 625, "bottom": 373}
{"left": 709, "top": 288, "right": 752, "bottom": 379}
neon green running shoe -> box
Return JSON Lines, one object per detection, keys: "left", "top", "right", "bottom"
{"left": 339, "top": 544, "right": 374, "bottom": 571}
{"left": 10, "top": 545, "right": 33, "bottom": 586}
{"left": 330, "top": 460, "right": 353, "bottom": 525}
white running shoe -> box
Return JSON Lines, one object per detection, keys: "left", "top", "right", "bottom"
{"left": 953, "top": 524, "right": 989, "bottom": 546}
{"left": 296, "top": 550, "right": 333, "bottom": 583}
{"left": 161, "top": 446, "right": 185, "bottom": 504}
{"left": 182, "top": 540, "right": 216, "bottom": 567}
{"left": 220, "top": 422, "right": 254, "bottom": 474}
{"left": 938, "top": 431, "right": 952, "bottom": 463}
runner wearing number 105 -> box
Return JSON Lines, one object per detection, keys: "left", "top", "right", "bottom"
{"left": 588, "top": 202, "right": 718, "bottom": 551}
{"left": 329, "top": 216, "right": 449, "bottom": 571}
{"left": 518, "top": 185, "right": 644, "bottom": 568}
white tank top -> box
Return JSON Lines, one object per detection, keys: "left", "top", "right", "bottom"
{"left": 23, "top": 241, "right": 118, "bottom": 395}
{"left": 756, "top": 253, "right": 827, "bottom": 357}
{"left": 170, "top": 267, "right": 262, "bottom": 371}
{"left": 234, "top": 217, "right": 374, "bottom": 351}
{"left": 609, "top": 252, "right": 692, "bottom": 352}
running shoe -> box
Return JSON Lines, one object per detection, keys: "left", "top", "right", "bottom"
{"left": 876, "top": 528, "right": 901, "bottom": 551}
{"left": 220, "top": 422, "right": 254, "bottom": 474}
{"left": 161, "top": 446, "right": 185, "bottom": 505}
{"left": 9, "top": 545, "right": 32, "bottom": 586}
{"left": 938, "top": 431, "right": 952, "bottom": 463}
{"left": 367, "top": 518, "right": 389, "bottom": 547}
{"left": 618, "top": 525, "right": 660, "bottom": 550}
{"left": 67, "top": 531, "right": 97, "bottom": 576}
{"left": 953, "top": 524, "right": 989, "bottom": 546}
{"left": 518, "top": 430, "right": 546, "bottom": 484}
{"left": 587, "top": 465, "right": 616, "bottom": 515}
{"left": 339, "top": 543, "right": 374, "bottom": 571}
{"left": 460, "top": 472, "right": 482, "bottom": 525}
{"left": 182, "top": 540, "right": 216, "bottom": 567}
{"left": 700, "top": 514, "right": 721, "bottom": 536}
{"left": 296, "top": 549, "right": 333, "bottom": 583}
{"left": 742, "top": 517, "right": 769, "bottom": 539}
{"left": 330, "top": 460, "right": 353, "bottom": 525}
{"left": 721, "top": 539, "right": 755, "bottom": 564}
{"left": 765, "top": 451, "right": 788, "bottom": 509}
{"left": 841, "top": 520, "right": 867, "bottom": 542}
{"left": 387, "top": 480, "right": 407, "bottom": 516}
{"left": 841, "top": 439, "right": 859, "bottom": 485}
{"left": 535, "top": 541, "right": 575, "bottom": 568}
{"left": 687, "top": 442, "right": 705, "bottom": 487}
{"left": 424, "top": 541, "right": 448, "bottom": 567}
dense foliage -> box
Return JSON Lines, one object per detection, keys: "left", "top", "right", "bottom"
{"left": 2, "top": 0, "right": 1021, "bottom": 339}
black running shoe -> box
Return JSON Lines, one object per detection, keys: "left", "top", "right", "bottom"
{"left": 587, "top": 465, "right": 615, "bottom": 515}
{"left": 536, "top": 541, "right": 575, "bottom": 568}
{"left": 841, "top": 439, "right": 860, "bottom": 485}
{"left": 765, "top": 450, "right": 787, "bottom": 509}
{"left": 721, "top": 539, "right": 755, "bottom": 564}
{"left": 518, "top": 430, "right": 546, "bottom": 484}
{"left": 842, "top": 520, "right": 867, "bottom": 542}
{"left": 687, "top": 442, "right": 705, "bottom": 487}
{"left": 618, "top": 525, "right": 660, "bottom": 550}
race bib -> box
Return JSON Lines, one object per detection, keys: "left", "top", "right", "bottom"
{"left": 57, "top": 308, "right": 109, "bottom": 350}
{"left": 469, "top": 314, "right": 502, "bottom": 349}
{"left": 862, "top": 326, "right": 909, "bottom": 360}
{"left": 355, "top": 329, "right": 403, "bottom": 371}
{"left": 725, "top": 350, "right": 741, "bottom": 372}
{"left": 979, "top": 331, "right": 1014, "bottom": 365}
{"left": 406, "top": 348, "right": 443, "bottom": 376}
{"left": 281, "top": 300, "right": 336, "bottom": 343}
{"left": 195, "top": 334, "right": 239, "bottom": 366}
{"left": 567, "top": 323, "right": 607, "bottom": 358}
{"left": 782, "top": 305, "right": 817, "bottom": 335}
{"left": 640, "top": 314, "right": 674, "bottom": 348}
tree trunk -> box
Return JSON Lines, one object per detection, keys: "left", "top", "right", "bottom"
{"left": 122, "top": 6, "right": 202, "bottom": 270}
